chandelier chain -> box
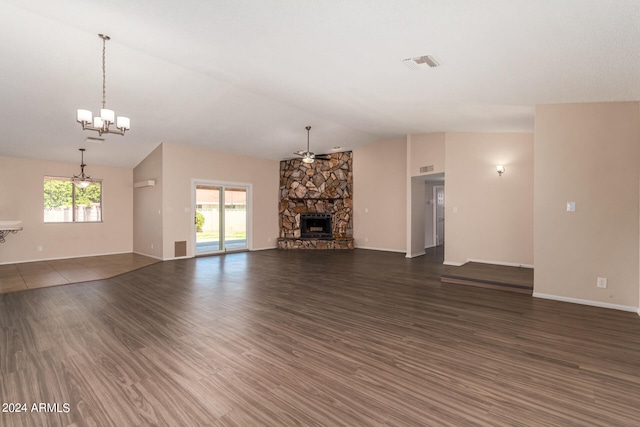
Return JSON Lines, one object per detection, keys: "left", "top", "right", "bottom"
{"left": 102, "top": 36, "right": 106, "bottom": 109}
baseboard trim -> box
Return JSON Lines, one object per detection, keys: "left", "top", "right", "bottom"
{"left": 251, "top": 246, "right": 277, "bottom": 252}
{"left": 533, "top": 292, "right": 638, "bottom": 313}
{"left": 0, "top": 250, "right": 135, "bottom": 266}
{"left": 405, "top": 251, "right": 426, "bottom": 258}
{"left": 354, "top": 246, "right": 406, "bottom": 254}
{"left": 467, "top": 259, "right": 534, "bottom": 269}
{"left": 442, "top": 276, "right": 532, "bottom": 294}
{"left": 443, "top": 261, "right": 464, "bottom": 266}
{"left": 132, "top": 251, "right": 164, "bottom": 260}
{"left": 162, "top": 255, "right": 191, "bottom": 261}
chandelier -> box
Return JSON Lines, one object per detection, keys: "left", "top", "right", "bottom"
{"left": 72, "top": 149, "right": 94, "bottom": 189}
{"left": 76, "top": 34, "right": 130, "bottom": 136}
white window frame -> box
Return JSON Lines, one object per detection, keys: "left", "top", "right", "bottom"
{"left": 44, "top": 176, "right": 103, "bottom": 223}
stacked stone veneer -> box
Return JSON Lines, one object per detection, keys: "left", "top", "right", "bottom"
{"left": 278, "top": 151, "right": 354, "bottom": 249}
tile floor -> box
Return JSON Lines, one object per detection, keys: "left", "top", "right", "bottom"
{"left": 0, "top": 253, "right": 159, "bottom": 294}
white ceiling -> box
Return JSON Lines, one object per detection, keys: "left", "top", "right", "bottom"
{"left": 1, "top": 0, "right": 638, "bottom": 168}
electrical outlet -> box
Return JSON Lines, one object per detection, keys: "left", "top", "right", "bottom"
{"left": 37, "top": 245, "right": 43, "bottom": 252}
{"left": 597, "top": 277, "right": 607, "bottom": 288}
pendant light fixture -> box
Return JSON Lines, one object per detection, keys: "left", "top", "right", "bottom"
{"left": 76, "top": 34, "right": 130, "bottom": 136}
{"left": 72, "top": 149, "right": 94, "bottom": 189}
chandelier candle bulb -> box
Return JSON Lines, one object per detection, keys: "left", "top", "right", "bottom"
{"left": 77, "top": 109, "right": 92, "bottom": 123}
{"left": 100, "top": 109, "right": 115, "bottom": 123}
{"left": 116, "top": 116, "right": 130, "bottom": 130}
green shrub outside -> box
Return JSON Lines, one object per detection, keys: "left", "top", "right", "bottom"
{"left": 195, "top": 211, "right": 205, "bottom": 232}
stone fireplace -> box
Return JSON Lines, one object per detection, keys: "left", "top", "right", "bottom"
{"left": 278, "top": 151, "right": 354, "bottom": 249}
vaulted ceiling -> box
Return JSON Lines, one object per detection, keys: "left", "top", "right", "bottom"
{"left": 1, "top": 0, "right": 638, "bottom": 167}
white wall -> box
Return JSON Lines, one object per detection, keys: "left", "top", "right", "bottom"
{"left": 160, "top": 143, "right": 279, "bottom": 259}
{"left": 534, "top": 102, "right": 639, "bottom": 310}
{"left": 353, "top": 138, "right": 406, "bottom": 252}
{"left": 444, "top": 132, "right": 534, "bottom": 266}
{"left": 133, "top": 144, "right": 163, "bottom": 258}
{"left": 407, "top": 131, "right": 533, "bottom": 265}
{"left": 408, "top": 133, "right": 446, "bottom": 176}
{"left": 0, "top": 156, "right": 133, "bottom": 264}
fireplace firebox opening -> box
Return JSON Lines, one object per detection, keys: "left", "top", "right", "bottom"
{"left": 300, "top": 213, "right": 332, "bottom": 238}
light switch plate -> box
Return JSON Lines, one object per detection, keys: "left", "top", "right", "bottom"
{"left": 567, "top": 201, "right": 576, "bottom": 212}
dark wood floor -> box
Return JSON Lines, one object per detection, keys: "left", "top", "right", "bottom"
{"left": 441, "top": 262, "right": 534, "bottom": 294}
{"left": 2, "top": 248, "right": 640, "bottom": 426}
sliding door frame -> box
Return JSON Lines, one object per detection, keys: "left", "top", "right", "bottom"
{"left": 191, "top": 178, "right": 253, "bottom": 256}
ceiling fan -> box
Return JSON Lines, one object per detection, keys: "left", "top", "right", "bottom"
{"left": 293, "top": 126, "right": 331, "bottom": 164}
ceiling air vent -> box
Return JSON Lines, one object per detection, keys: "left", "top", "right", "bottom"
{"left": 420, "top": 165, "right": 435, "bottom": 173}
{"left": 85, "top": 136, "right": 105, "bottom": 144}
{"left": 403, "top": 55, "right": 441, "bottom": 70}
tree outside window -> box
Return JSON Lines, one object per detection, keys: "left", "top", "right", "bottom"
{"left": 44, "top": 177, "right": 102, "bottom": 223}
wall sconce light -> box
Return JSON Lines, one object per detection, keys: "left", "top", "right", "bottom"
{"left": 496, "top": 165, "right": 505, "bottom": 176}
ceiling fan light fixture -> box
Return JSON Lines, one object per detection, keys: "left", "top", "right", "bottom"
{"left": 292, "top": 125, "right": 318, "bottom": 164}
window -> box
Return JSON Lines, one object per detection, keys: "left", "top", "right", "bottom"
{"left": 44, "top": 177, "right": 102, "bottom": 223}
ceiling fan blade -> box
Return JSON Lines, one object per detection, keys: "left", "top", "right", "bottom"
{"left": 290, "top": 127, "right": 320, "bottom": 162}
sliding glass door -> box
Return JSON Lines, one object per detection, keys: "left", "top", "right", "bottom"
{"left": 195, "top": 185, "right": 222, "bottom": 253}
{"left": 223, "top": 188, "right": 247, "bottom": 250}
{"left": 194, "top": 183, "right": 248, "bottom": 254}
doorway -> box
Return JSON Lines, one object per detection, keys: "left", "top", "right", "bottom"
{"left": 408, "top": 174, "right": 444, "bottom": 257}
{"left": 434, "top": 185, "right": 445, "bottom": 246}
{"left": 421, "top": 173, "right": 444, "bottom": 250}
{"left": 193, "top": 182, "right": 250, "bottom": 255}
